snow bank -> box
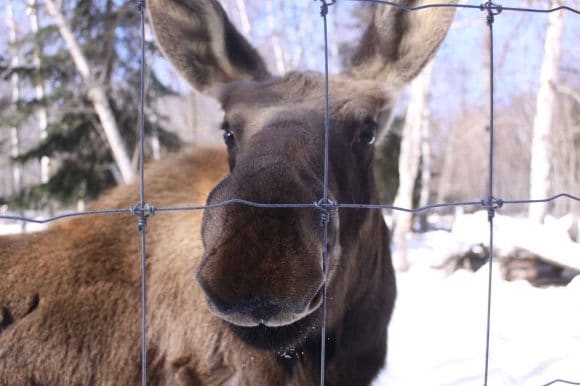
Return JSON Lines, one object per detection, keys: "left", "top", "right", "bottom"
{"left": 373, "top": 219, "right": 580, "bottom": 386}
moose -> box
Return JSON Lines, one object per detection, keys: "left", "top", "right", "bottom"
{"left": 0, "top": 1, "right": 456, "bottom": 385}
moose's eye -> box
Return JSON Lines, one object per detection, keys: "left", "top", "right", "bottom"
{"left": 358, "top": 120, "right": 377, "bottom": 145}
{"left": 223, "top": 130, "right": 235, "bottom": 149}
{"left": 222, "top": 122, "right": 235, "bottom": 150}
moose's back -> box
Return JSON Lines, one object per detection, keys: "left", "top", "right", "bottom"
{"left": 0, "top": 148, "right": 229, "bottom": 385}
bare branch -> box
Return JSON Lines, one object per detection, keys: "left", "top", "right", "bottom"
{"left": 553, "top": 82, "right": 580, "bottom": 105}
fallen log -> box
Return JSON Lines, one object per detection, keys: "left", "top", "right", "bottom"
{"left": 494, "top": 215, "right": 580, "bottom": 273}
{"left": 438, "top": 211, "right": 580, "bottom": 287}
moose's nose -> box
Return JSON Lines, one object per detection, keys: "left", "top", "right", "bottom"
{"left": 200, "top": 287, "right": 284, "bottom": 324}
{"left": 224, "top": 298, "right": 282, "bottom": 323}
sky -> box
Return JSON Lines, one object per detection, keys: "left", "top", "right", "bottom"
{"left": 1, "top": 0, "right": 578, "bottom": 133}
{"left": 152, "top": 0, "right": 580, "bottom": 124}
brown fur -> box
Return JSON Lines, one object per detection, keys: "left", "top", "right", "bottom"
{"left": 0, "top": 1, "right": 457, "bottom": 385}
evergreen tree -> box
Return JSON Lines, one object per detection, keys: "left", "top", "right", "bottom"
{"left": 1, "top": 0, "right": 180, "bottom": 209}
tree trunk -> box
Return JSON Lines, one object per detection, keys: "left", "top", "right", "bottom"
{"left": 234, "top": 0, "right": 252, "bottom": 38}
{"left": 529, "top": 0, "right": 564, "bottom": 223}
{"left": 7, "top": 0, "right": 21, "bottom": 193}
{"left": 7, "top": 0, "right": 25, "bottom": 231}
{"left": 392, "top": 60, "right": 435, "bottom": 271}
{"left": 265, "top": 0, "right": 285, "bottom": 74}
{"left": 44, "top": 0, "right": 135, "bottom": 184}
{"left": 417, "top": 100, "right": 432, "bottom": 231}
{"left": 28, "top": 0, "right": 51, "bottom": 186}
{"left": 151, "top": 123, "right": 161, "bottom": 161}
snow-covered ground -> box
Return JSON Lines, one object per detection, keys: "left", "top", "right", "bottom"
{"left": 0, "top": 221, "right": 46, "bottom": 235}
{"left": 373, "top": 221, "right": 580, "bottom": 386}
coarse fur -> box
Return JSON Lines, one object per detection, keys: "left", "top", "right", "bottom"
{"left": 0, "top": 1, "right": 457, "bottom": 385}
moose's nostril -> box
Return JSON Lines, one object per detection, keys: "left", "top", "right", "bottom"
{"left": 306, "top": 287, "right": 324, "bottom": 312}
{"left": 242, "top": 300, "right": 281, "bottom": 322}
{"left": 202, "top": 291, "right": 283, "bottom": 322}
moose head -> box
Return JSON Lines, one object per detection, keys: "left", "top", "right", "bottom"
{"left": 149, "top": 0, "right": 456, "bottom": 352}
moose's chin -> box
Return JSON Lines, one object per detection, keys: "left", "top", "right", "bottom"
{"left": 228, "top": 308, "right": 322, "bottom": 351}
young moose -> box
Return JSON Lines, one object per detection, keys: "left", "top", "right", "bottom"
{"left": 0, "top": 1, "right": 456, "bottom": 384}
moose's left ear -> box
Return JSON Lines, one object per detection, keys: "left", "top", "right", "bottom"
{"left": 347, "top": 0, "right": 457, "bottom": 88}
{"left": 148, "top": 0, "right": 270, "bottom": 92}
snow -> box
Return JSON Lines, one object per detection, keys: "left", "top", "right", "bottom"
{"left": 0, "top": 221, "right": 46, "bottom": 235}
{"left": 373, "top": 216, "right": 580, "bottom": 386}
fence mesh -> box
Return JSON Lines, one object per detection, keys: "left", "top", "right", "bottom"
{"left": 1, "top": 1, "right": 580, "bottom": 385}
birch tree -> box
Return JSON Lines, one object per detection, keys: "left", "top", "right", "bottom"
{"left": 44, "top": 0, "right": 135, "bottom": 183}
{"left": 6, "top": 0, "right": 25, "bottom": 230}
{"left": 265, "top": 0, "right": 285, "bottom": 74}
{"left": 6, "top": 0, "right": 22, "bottom": 202}
{"left": 234, "top": 0, "right": 252, "bottom": 38}
{"left": 392, "top": 60, "right": 435, "bottom": 271}
{"left": 529, "top": 0, "right": 564, "bottom": 223}
{"left": 27, "top": 0, "right": 51, "bottom": 186}
{"left": 417, "top": 94, "right": 433, "bottom": 231}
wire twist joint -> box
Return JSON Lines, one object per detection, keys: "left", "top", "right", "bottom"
{"left": 481, "top": 196, "right": 503, "bottom": 221}
{"left": 318, "top": 0, "right": 336, "bottom": 17}
{"left": 130, "top": 202, "right": 156, "bottom": 232}
{"left": 481, "top": 1, "right": 502, "bottom": 24}
{"left": 315, "top": 198, "right": 338, "bottom": 226}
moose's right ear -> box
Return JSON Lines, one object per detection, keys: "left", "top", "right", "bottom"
{"left": 347, "top": 0, "right": 457, "bottom": 89}
{"left": 148, "top": 0, "right": 270, "bottom": 91}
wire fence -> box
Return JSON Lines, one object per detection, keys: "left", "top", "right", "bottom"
{"left": 1, "top": 1, "right": 580, "bottom": 385}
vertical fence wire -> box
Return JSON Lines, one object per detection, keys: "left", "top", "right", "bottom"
{"left": 136, "top": 1, "right": 148, "bottom": 385}
{"left": 1, "top": 2, "right": 580, "bottom": 386}
{"left": 138, "top": 218, "right": 148, "bottom": 386}
{"left": 318, "top": 2, "right": 335, "bottom": 384}
{"left": 483, "top": 3, "right": 497, "bottom": 384}
{"left": 320, "top": 211, "right": 330, "bottom": 386}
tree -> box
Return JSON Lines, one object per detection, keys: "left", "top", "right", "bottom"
{"left": 5, "top": 0, "right": 25, "bottom": 230}
{"left": 1, "top": 0, "right": 180, "bottom": 209}
{"left": 6, "top": 0, "right": 22, "bottom": 200}
{"left": 28, "top": 0, "right": 50, "bottom": 186}
{"left": 44, "top": 0, "right": 134, "bottom": 183}
{"left": 529, "top": 0, "right": 564, "bottom": 223}
{"left": 392, "top": 61, "right": 435, "bottom": 271}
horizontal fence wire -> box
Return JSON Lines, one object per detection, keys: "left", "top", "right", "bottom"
{"left": 0, "top": 208, "right": 131, "bottom": 224}
{"left": 3, "top": 194, "right": 580, "bottom": 224}
{"left": 0, "top": 1, "right": 579, "bottom": 386}
{"left": 542, "top": 380, "right": 580, "bottom": 386}
{"left": 346, "top": 0, "right": 580, "bottom": 14}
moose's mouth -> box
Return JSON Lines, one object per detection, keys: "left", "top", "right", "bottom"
{"left": 224, "top": 287, "right": 323, "bottom": 351}
{"left": 228, "top": 305, "right": 323, "bottom": 351}
{"left": 210, "top": 285, "right": 324, "bottom": 327}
